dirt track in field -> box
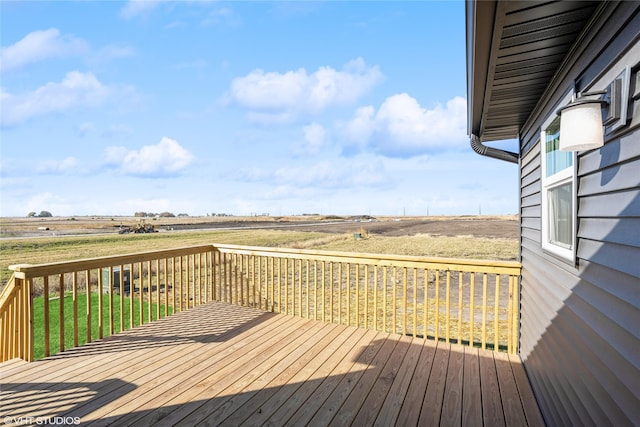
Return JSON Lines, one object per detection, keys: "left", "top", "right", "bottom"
{"left": 157, "top": 216, "right": 519, "bottom": 239}
{"left": 1, "top": 216, "right": 519, "bottom": 240}
{"left": 291, "top": 218, "right": 519, "bottom": 239}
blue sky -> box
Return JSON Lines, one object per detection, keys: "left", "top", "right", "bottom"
{"left": 1, "top": 1, "right": 518, "bottom": 217}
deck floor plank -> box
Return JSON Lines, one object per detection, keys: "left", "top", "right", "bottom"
{"left": 84, "top": 315, "right": 306, "bottom": 425}
{"left": 508, "top": 353, "right": 547, "bottom": 427}
{"left": 322, "top": 334, "right": 398, "bottom": 426}
{"left": 440, "top": 342, "right": 465, "bottom": 426}
{"left": 0, "top": 358, "right": 27, "bottom": 373}
{"left": 348, "top": 336, "right": 413, "bottom": 426}
{"left": 0, "top": 301, "right": 544, "bottom": 427}
{"left": 494, "top": 350, "right": 529, "bottom": 427}
{"left": 16, "top": 336, "right": 230, "bottom": 422}
{"left": 395, "top": 338, "right": 437, "bottom": 426}
{"left": 418, "top": 342, "right": 451, "bottom": 425}
{"left": 462, "top": 345, "right": 483, "bottom": 427}
{"left": 253, "top": 328, "right": 367, "bottom": 427}
{"left": 279, "top": 328, "right": 382, "bottom": 427}
{"left": 189, "top": 323, "right": 350, "bottom": 427}
{"left": 375, "top": 335, "right": 424, "bottom": 426}
{"left": 479, "top": 348, "right": 506, "bottom": 427}
{"left": 143, "top": 318, "right": 329, "bottom": 427}
{"left": 32, "top": 305, "right": 285, "bottom": 425}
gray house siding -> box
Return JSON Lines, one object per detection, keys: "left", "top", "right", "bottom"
{"left": 517, "top": 3, "right": 639, "bottom": 426}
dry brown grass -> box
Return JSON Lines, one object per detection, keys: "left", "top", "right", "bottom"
{"left": 1, "top": 219, "right": 519, "bottom": 289}
{"left": 314, "top": 233, "right": 518, "bottom": 261}
{"left": 0, "top": 229, "right": 329, "bottom": 287}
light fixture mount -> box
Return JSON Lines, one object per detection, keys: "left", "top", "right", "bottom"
{"left": 556, "top": 68, "right": 631, "bottom": 152}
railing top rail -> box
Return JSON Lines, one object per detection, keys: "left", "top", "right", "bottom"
{"left": 7, "top": 242, "right": 521, "bottom": 279}
{"left": 212, "top": 244, "right": 522, "bottom": 275}
{"left": 8, "top": 244, "right": 214, "bottom": 279}
{"left": 0, "top": 274, "right": 17, "bottom": 309}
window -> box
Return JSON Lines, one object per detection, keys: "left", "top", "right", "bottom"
{"left": 541, "top": 92, "right": 576, "bottom": 262}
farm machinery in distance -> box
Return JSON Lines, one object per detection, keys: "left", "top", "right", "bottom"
{"left": 118, "top": 219, "right": 157, "bottom": 234}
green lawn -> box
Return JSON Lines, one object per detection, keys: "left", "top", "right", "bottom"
{"left": 33, "top": 292, "right": 172, "bottom": 360}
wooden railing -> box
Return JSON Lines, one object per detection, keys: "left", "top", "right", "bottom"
{"left": 213, "top": 244, "right": 521, "bottom": 354}
{"left": 0, "top": 243, "right": 521, "bottom": 362}
{"left": 1, "top": 245, "right": 216, "bottom": 362}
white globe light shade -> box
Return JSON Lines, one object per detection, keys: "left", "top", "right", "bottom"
{"left": 559, "top": 101, "right": 605, "bottom": 152}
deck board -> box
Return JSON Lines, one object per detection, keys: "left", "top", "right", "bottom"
{"left": 0, "top": 301, "right": 544, "bottom": 426}
{"left": 479, "top": 348, "right": 506, "bottom": 427}
{"left": 441, "top": 340, "right": 465, "bottom": 425}
{"left": 462, "top": 345, "right": 482, "bottom": 427}
{"left": 419, "top": 341, "right": 450, "bottom": 425}
{"left": 395, "top": 338, "right": 437, "bottom": 426}
{"left": 326, "top": 334, "right": 399, "bottom": 426}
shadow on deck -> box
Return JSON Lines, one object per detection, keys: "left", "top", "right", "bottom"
{"left": 0, "top": 301, "right": 544, "bottom": 426}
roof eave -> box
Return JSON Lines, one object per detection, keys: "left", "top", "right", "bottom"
{"left": 466, "top": 0, "right": 497, "bottom": 140}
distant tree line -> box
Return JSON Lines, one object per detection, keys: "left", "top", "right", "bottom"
{"left": 27, "top": 211, "right": 53, "bottom": 217}
{"left": 134, "top": 212, "right": 189, "bottom": 218}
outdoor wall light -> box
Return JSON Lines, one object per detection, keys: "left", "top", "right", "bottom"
{"left": 557, "top": 94, "right": 607, "bottom": 151}
{"left": 557, "top": 68, "right": 630, "bottom": 152}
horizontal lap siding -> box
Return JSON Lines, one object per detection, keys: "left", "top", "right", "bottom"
{"left": 517, "top": 3, "right": 640, "bottom": 426}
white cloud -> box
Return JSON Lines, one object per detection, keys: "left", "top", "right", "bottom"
{"left": 296, "top": 123, "right": 328, "bottom": 155}
{"left": 1, "top": 71, "right": 114, "bottom": 127}
{"left": 245, "top": 111, "right": 297, "bottom": 125}
{"left": 0, "top": 28, "right": 89, "bottom": 72}
{"left": 101, "top": 124, "right": 133, "bottom": 139}
{"left": 90, "top": 44, "right": 136, "bottom": 65}
{"left": 22, "top": 192, "right": 73, "bottom": 217}
{"left": 120, "top": 0, "right": 163, "bottom": 19}
{"left": 230, "top": 58, "right": 383, "bottom": 123}
{"left": 104, "top": 137, "right": 195, "bottom": 177}
{"left": 342, "top": 105, "right": 375, "bottom": 150}
{"left": 36, "top": 157, "right": 78, "bottom": 174}
{"left": 120, "top": 0, "right": 217, "bottom": 20}
{"left": 201, "top": 7, "right": 236, "bottom": 27}
{"left": 76, "top": 122, "right": 96, "bottom": 137}
{"left": 240, "top": 157, "right": 386, "bottom": 190}
{"left": 341, "top": 94, "right": 468, "bottom": 157}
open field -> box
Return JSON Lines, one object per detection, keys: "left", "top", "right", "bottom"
{"left": 2, "top": 216, "right": 521, "bottom": 361}
{"left": 0, "top": 214, "right": 518, "bottom": 239}
{"left": 0, "top": 215, "right": 519, "bottom": 289}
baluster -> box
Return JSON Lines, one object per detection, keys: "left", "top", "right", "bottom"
{"left": 403, "top": 267, "right": 408, "bottom": 336}
{"left": 482, "top": 273, "right": 488, "bottom": 350}
{"left": 43, "top": 276, "right": 50, "bottom": 357}
{"left": 59, "top": 273, "right": 64, "bottom": 353}
{"left": 470, "top": 272, "right": 475, "bottom": 346}
{"left": 458, "top": 271, "right": 463, "bottom": 344}
{"left": 494, "top": 274, "right": 500, "bottom": 350}
{"left": 445, "top": 270, "right": 451, "bottom": 343}
{"left": 413, "top": 268, "right": 418, "bottom": 338}
{"left": 434, "top": 270, "right": 440, "bottom": 341}
{"left": 98, "top": 268, "right": 104, "bottom": 339}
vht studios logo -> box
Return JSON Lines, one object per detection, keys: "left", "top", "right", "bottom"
{"left": 3, "top": 416, "right": 81, "bottom": 425}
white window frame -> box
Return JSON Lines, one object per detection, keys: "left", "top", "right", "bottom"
{"left": 540, "top": 90, "right": 577, "bottom": 263}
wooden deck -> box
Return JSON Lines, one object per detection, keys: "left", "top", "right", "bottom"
{"left": 0, "top": 301, "right": 544, "bottom": 426}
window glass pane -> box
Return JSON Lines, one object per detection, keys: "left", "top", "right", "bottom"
{"left": 547, "top": 182, "right": 573, "bottom": 248}
{"left": 545, "top": 117, "right": 573, "bottom": 177}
